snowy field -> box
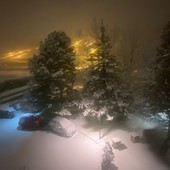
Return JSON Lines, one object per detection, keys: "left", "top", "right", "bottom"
{"left": 0, "top": 101, "right": 169, "bottom": 170}
{"left": 0, "top": 70, "right": 29, "bottom": 83}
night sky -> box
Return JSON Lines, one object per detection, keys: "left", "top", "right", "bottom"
{"left": 0, "top": 0, "right": 170, "bottom": 54}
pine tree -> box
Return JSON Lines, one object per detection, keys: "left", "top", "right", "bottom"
{"left": 83, "top": 22, "right": 133, "bottom": 120}
{"left": 146, "top": 21, "right": 170, "bottom": 154}
{"left": 28, "top": 31, "right": 76, "bottom": 110}
{"left": 157, "top": 21, "right": 170, "bottom": 56}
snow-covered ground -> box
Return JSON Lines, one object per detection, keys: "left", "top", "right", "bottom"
{"left": 0, "top": 101, "right": 169, "bottom": 170}
{"left": 0, "top": 70, "right": 29, "bottom": 83}
{"left": 0, "top": 102, "right": 32, "bottom": 170}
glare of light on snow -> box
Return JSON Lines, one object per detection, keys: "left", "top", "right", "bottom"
{"left": 0, "top": 111, "right": 29, "bottom": 137}
{"left": 0, "top": 110, "right": 32, "bottom": 155}
{"left": 89, "top": 48, "right": 97, "bottom": 54}
{"left": 0, "top": 102, "right": 40, "bottom": 131}
{"left": 75, "top": 66, "right": 88, "bottom": 70}
{"left": 0, "top": 107, "right": 32, "bottom": 156}
{"left": 72, "top": 40, "right": 83, "bottom": 47}
{"left": 86, "top": 41, "right": 95, "bottom": 47}
{"left": 106, "top": 114, "right": 114, "bottom": 121}
{"left": 72, "top": 39, "right": 97, "bottom": 70}
{"left": 142, "top": 120, "right": 157, "bottom": 129}
{"left": 0, "top": 48, "right": 37, "bottom": 62}
{"left": 157, "top": 112, "right": 168, "bottom": 120}
{"left": 3, "top": 114, "right": 22, "bottom": 129}
{"left": 55, "top": 109, "right": 71, "bottom": 116}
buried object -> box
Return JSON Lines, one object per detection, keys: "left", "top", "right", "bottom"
{"left": 0, "top": 109, "right": 15, "bottom": 119}
{"left": 18, "top": 114, "right": 44, "bottom": 130}
{"left": 130, "top": 132, "right": 140, "bottom": 143}
{"left": 48, "top": 116, "right": 77, "bottom": 137}
{"left": 112, "top": 137, "right": 122, "bottom": 148}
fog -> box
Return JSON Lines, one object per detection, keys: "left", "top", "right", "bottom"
{"left": 0, "top": 0, "right": 170, "bottom": 54}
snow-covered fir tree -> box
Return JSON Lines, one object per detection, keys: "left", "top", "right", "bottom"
{"left": 146, "top": 21, "right": 170, "bottom": 154}
{"left": 83, "top": 22, "right": 133, "bottom": 120}
{"left": 28, "top": 31, "right": 76, "bottom": 110}
{"left": 101, "top": 142, "right": 114, "bottom": 170}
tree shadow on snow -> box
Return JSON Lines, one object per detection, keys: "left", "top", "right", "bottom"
{"left": 116, "top": 143, "right": 128, "bottom": 151}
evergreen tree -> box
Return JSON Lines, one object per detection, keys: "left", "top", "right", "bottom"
{"left": 146, "top": 21, "right": 170, "bottom": 154}
{"left": 83, "top": 22, "right": 133, "bottom": 120}
{"left": 28, "top": 31, "right": 76, "bottom": 110}
{"left": 101, "top": 142, "right": 114, "bottom": 170}
{"left": 157, "top": 21, "right": 170, "bottom": 56}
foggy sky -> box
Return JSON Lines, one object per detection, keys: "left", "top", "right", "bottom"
{"left": 0, "top": 0, "right": 170, "bottom": 54}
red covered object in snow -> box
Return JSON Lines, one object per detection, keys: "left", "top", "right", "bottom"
{"left": 18, "top": 114, "right": 44, "bottom": 130}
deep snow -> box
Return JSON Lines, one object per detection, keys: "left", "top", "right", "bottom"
{"left": 0, "top": 101, "right": 169, "bottom": 170}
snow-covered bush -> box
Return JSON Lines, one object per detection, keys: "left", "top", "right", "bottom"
{"left": 101, "top": 142, "right": 114, "bottom": 170}
{"left": 54, "top": 108, "right": 71, "bottom": 116}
